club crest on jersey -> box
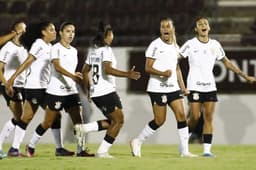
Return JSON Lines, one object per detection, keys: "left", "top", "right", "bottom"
{"left": 161, "top": 95, "right": 167, "bottom": 104}
{"left": 193, "top": 93, "right": 199, "bottom": 100}
{"left": 54, "top": 101, "right": 62, "bottom": 110}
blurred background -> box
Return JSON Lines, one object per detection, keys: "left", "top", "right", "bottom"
{"left": 1, "top": 0, "right": 256, "bottom": 145}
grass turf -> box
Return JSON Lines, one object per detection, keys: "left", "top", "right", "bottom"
{"left": 1, "top": 144, "right": 255, "bottom": 170}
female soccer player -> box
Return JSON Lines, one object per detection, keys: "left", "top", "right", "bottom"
{"left": 0, "top": 26, "right": 25, "bottom": 46}
{"left": 180, "top": 17, "right": 256, "bottom": 157}
{"left": 81, "top": 22, "right": 141, "bottom": 158}
{"left": 130, "top": 17, "right": 196, "bottom": 158}
{"left": 0, "top": 21, "right": 27, "bottom": 159}
{"left": 26, "top": 22, "right": 94, "bottom": 157}
{"left": 6, "top": 21, "right": 73, "bottom": 157}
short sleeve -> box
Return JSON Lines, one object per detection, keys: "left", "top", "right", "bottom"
{"left": 215, "top": 41, "right": 225, "bottom": 60}
{"left": 179, "top": 40, "right": 190, "bottom": 58}
{"left": 85, "top": 48, "right": 92, "bottom": 65}
{"left": 102, "top": 47, "right": 113, "bottom": 62}
{"left": 145, "top": 42, "right": 158, "bottom": 59}
{"left": 29, "top": 40, "right": 44, "bottom": 59}
{"left": 50, "top": 46, "right": 60, "bottom": 61}
{"left": 0, "top": 42, "right": 13, "bottom": 63}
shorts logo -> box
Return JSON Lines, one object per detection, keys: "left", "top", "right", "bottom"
{"left": 17, "top": 92, "right": 23, "bottom": 100}
{"left": 101, "top": 106, "right": 107, "bottom": 112}
{"left": 193, "top": 93, "right": 199, "bottom": 100}
{"left": 31, "top": 98, "right": 38, "bottom": 104}
{"left": 54, "top": 101, "right": 62, "bottom": 110}
{"left": 161, "top": 95, "right": 167, "bottom": 104}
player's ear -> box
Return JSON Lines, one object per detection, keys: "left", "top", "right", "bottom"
{"left": 194, "top": 27, "right": 198, "bottom": 33}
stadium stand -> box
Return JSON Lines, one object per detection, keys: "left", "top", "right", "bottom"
{"left": 0, "top": 0, "right": 255, "bottom": 47}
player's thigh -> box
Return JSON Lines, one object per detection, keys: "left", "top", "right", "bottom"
{"left": 189, "top": 102, "right": 202, "bottom": 119}
{"left": 169, "top": 98, "right": 186, "bottom": 121}
{"left": 21, "top": 100, "right": 39, "bottom": 123}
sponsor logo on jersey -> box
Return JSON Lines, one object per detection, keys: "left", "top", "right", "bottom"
{"left": 196, "top": 81, "right": 211, "bottom": 86}
{"left": 160, "top": 82, "right": 174, "bottom": 87}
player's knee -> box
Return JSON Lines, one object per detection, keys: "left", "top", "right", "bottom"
{"left": 111, "top": 110, "right": 124, "bottom": 125}
{"left": 51, "top": 114, "right": 61, "bottom": 129}
{"left": 149, "top": 120, "right": 161, "bottom": 130}
{"left": 190, "top": 112, "right": 201, "bottom": 121}
{"left": 21, "top": 114, "right": 34, "bottom": 124}
{"left": 112, "top": 116, "right": 124, "bottom": 129}
{"left": 42, "top": 120, "right": 53, "bottom": 129}
{"left": 154, "top": 117, "right": 165, "bottom": 126}
{"left": 204, "top": 114, "right": 213, "bottom": 123}
{"left": 176, "top": 112, "right": 186, "bottom": 121}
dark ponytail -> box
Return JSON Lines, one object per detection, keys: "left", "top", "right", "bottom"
{"left": 92, "top": 21, "right": 112, "bottom": 47}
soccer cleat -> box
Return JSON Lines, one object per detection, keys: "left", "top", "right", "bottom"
{"left": 7, "top": 147, "right": 25, "bottom": 157}
{"left": 180, "top": 152, "right": 198, "bottom": 158}
{"left": 55, "top": 148, "right": 75, "bottom": 156}
{"left": 26, "top": 145, "right": 35, "bottom": 157}
{"left": 130, "top": 138, "right": 142, "bottom": 157}
{"left": 95, "top": 152, "right": 114, "bottom": 158}
{"left": 202, "top": 153, "right": 216, "bottom": 158}
{"left": 76, "top": 149, "right": 95, "bottom": 157}
{"left": 0, "top": 150, "right": 7, "bottom": 159}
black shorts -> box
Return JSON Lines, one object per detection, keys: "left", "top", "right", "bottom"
{"left": 0, "top": 85, "right": 25, "bottom": 106}
{"left": 187, "top": 91, "right": 218, "bottom": 103}
{"left": 24, "top": 89, "right": 47, "bottom": 108}
{"left": 148, "top": 90, "right": 183, "bottom": 106}
{"left": 45, "top": 93, "right": 81, "bottom": 111}
{"left": 92, "top": 92, "right": 122, "bottom": 116}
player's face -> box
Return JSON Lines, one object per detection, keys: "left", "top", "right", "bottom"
{"left": 15, "top": 22, "right": 26, "bottom": 35}
{"left": 160, "top": 20, "right": 174, "bottom": 43}
{"left": 43, "top": 23, "right": 57, "bottom": 43}
{"left": 60, "top": 25, "right": 75, "bottom": 44}
{"left": 104, "top": 31, "right": 114, "bottom": 45}
{"left": 195, "top": 18, "right": 210, "bottom": 37}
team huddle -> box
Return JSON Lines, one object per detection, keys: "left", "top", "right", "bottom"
{"left": 0, "top": 17, "right": 255, "bottom": 159}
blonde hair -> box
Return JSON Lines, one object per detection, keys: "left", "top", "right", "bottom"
{"left": 160, "top": 17, "right": 178, "bottom": 48}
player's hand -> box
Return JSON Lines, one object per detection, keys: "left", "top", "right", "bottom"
{"left": 182, "top": 89, "right": 190, "bottom": 96}
{"left": 73, "top": 72, "right": 83, "bottom": 83}
{"left": 245, "top": 76, "right": 256, "bottom": 83}
{"left": 5, "top": 79, "right": 15, "bottom": 97}
{"left": 162, "top": 69, "right": 172, "bottom": 78}
{"left": 128, "top": 66, "right": 141, "bottom": 80}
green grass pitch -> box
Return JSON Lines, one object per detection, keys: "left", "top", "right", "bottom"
{"left": 1, "top": 144, "right": 255, "bottom": 170}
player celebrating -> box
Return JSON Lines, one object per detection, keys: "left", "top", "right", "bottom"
{"left": 81, "top": 22, "right": 141, "bottom": 158}
{"left": 130, "top": 17, "right": 196, "bottom": 158}
{"left": 180, "top": 17, "right": 256, "bottom": 157}
{"left": 6, "top": 21, "right": 74, "bottom": 157}
{"left": 26, "top": 22, "right": 94, "bottom": 157}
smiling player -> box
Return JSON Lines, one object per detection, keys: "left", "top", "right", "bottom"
{"left": 180, "top": 16, "right": 256, "bottom": 157}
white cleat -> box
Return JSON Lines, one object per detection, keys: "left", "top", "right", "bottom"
{"left": 95, "top": 152, "right": 114, "bottom": 158}
{"left": 180, "top": 152, "right": 198, "bottom": 158}
{"left": 130, "top": 138, "right": 142, "bottom": 157}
